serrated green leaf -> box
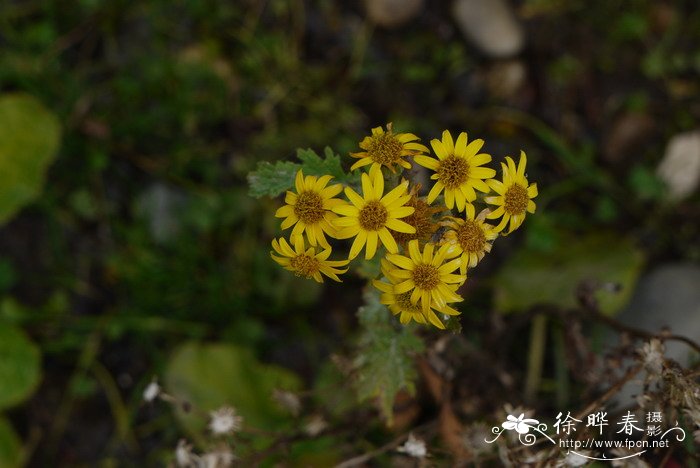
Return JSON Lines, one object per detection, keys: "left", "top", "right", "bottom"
{"left": 0, "top": 93, "right": 61, "bottom": 224}
{"left": 297, "top": 147, "right": 345, "bottom": 180}
{"left": 248, "top": 146, "right": 359, "bottom": 198}
{"left": 353, "top": 289, "right": 424, "bottom": 425}
{"left": 0, "top": 323, "right": 41, "bottom": 410}
{"left": 494, "top": 233, "right": 644, "bottom": 315}
{"left": 247, "top": 160, "right": 300, "bottom": 198}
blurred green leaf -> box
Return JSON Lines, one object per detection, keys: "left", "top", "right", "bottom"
{"left": 0, "top": 417, "right": 21, "bottom": 468}
{"left": 0, "top": 260, "right": 16, "bottom": 292}
{"left": 0, "top": 323, "right": 41, "bottom": 409}
{"left": 354, "top": 290, "right": 424, "bottom": 425}
{"left": 165, "top": 342, "right": 302, "bottom": 433}
{"left": 627, "top": 165, "right": 666, "bottom": 201}
{"left": 0, "top": 93, "right": 61, "bottom": 224}
{"left": 494, "top": 233, "right": 644, "bottom": 315}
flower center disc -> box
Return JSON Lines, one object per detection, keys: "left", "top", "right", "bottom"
{"left": 438, "top": 156, "right": 470, "bottom": 189}
{"left": 504, "top": 184, "right": 529, "bottom": 215}
{"left": 358, "top": 200, "right": 388, "bottom": 231}
{"left": 413, "top": 264, "right": 440, "bottom": 290}
{"left": 457, "top": 220, "right": 486, "bottom": 253}
{"left": 396, "top": 291, "right": 421, "bottom": 313}
{"left": 294, "top": 191, "right": 325, "bottom": 224}
{"left": 290, "top": 254, "right": 319, "bottom": 278}
{"left": 368, "top": 133, "right": 403, "bottom": 165}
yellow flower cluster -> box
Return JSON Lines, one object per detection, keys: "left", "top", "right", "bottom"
{"left": 270, "top": 124, "right": 538, "bottom": 329}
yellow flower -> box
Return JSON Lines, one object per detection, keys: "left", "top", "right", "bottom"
{"left": 275, "top": 170, "right": 345, "bottom": 248}
{"left": 485, "top": 151, "right": 538, "bottom": 234}
{"left": 374, "top": 259, "right": 461, "bottom": 329}
{"left": 384, "top": 240, "right": 465, "bottom": 317}
{"left": 414, "top": 130, "right": 496, "bottom": 212}
{"left": 389, "top": 184, "right": 444, "bottom": 247}
{"left": 270, "top": 236, "right": 349, "bottom": 283}
{"left": 350, "top": 123, "right": 429, "bottom": 173}
{"left": 441, "top": 204, "right": 498, "bottom": 274}
{"left": 332, "top": 166, "right": 416, "bottom": 260}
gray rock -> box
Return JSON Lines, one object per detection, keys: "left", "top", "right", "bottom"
{"left": 656, "top": 130, "right": 700, "bottom": 202}
{"left": 617, "top": 263, "right": 700, "bottom": 364}
{"left": 135, "top": 183, "right": 188, "bottom": 244}
{"left": 452, "top": 0, "right": 525, "bottom": 58}
{"left": 365, "top": 0, "right": 424, "bottom": 28}
{"left": 608, "top": 264, "right": 700, "bottom": 409}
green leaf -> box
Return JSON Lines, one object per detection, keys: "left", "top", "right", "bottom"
{"left": 165, "top": 342, "right": 302, "bottom": 434}
{"left": 0, "top": 418, "right": 21, "bottom": 468}
{"left": 494, "top": 233, "right": 644, "bottom": 315}
{"left": 247, "top": 147, "right": 359, "bottom": 198}
{"left": 247, "top": 160, "right": 300, "bottom": 198}
{"left": 296, "top": 147, "right": 345, "bottom": 180}
{"left": 0, "top": 93, "right": 61, "bottom": 224}
{"left": 0, "top": 323, "right": 41, "bottom": 410}
{"left": 353, "top": 290, "right": 424, "bottom": 425}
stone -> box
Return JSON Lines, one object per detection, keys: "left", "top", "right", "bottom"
{"left": 656, "top": 130, "right": 700, "bottom": 201}
{"left": 365, "top": 0, "right": 424, "bottom": 28}
{"left": 617, "top": 263, "right": 700, "bottom": 365}
{"left": 452, "top": 0, "right": 525, "bottom": 58}
{"left": 608, "top": 264, "right": 700, "bottom": 408}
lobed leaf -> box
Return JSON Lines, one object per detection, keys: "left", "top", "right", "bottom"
{"left": 353, "top": 289, "right": 424, "bottom": 425}
{"left": 248, "top": 147, "right": 359, "bottom": 198}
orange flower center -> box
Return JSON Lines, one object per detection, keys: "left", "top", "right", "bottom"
{"left": 413, "top": 264, "right": 440, "bottom": 290}
{"left": 290, "top": 254, "right": 320, "bottom": 278}
{"left": 294, "top": 191, "right": 325, "bottom": 224}
{"left": 368, "top": 133, "right": 403, "bottom": 165}
{"left": 438, "top": 156, "right": 470, "bottom": 189}
{"left": 456, "top": 220, "right": 486, "bottom": 253}
{"left": 504, "top": 184, "right": 529, "bottom": 215}
{"left": 358, "top": 200, "right": 388, "bottom": 231}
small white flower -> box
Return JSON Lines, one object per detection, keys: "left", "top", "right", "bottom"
{"left": 175, "top": 439, "right": 198, "bottom": 467}
{"left": 304, "top": 414, "right": 328, "bottom": 437}
{"left": 557, "top": 451, "right": 590, "bottom": 467}
{"left": 397, "top": 433, "right": 427, "bottom": 458}
{"left": 501, "top": 413, "right": 539, "bottom": 434}
{"left": 639, "top": 339, "right": 664, "bottom": 375}
{"left": 272, "top": 389, "right": 301, "bottom": 417}
{"left": 209, "top": 406, "right": 243, "bottom": 436}
{"left": 143, "top": 378, "right": 161, "bottom": 403}
{"left": 200, "top": 446, "right": 236, "bottom": 468}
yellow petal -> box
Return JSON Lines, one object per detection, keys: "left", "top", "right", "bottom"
{"left": 348, "top": 230, "right": 367, "bottom": 260}
{"left": 365, "top": 231, "right": 378, "bottom": 259}
{"left": 378, "top": 228, "right": 398, "bottom": 254}
{"left": 427, "top": 181, "right": 444, "bottom": 203}
{"left": 414, "top": 155, "right": 439, "bottom": 170}
{"left": 386, "top": 218, "right": 415, "bottom": 233}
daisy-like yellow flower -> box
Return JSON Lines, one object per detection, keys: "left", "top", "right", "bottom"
{"left": 350, "top": 123, "right": 429, "bottom": 173}
{"left": 485, "top": 151, "right": 538, "bottom": 234}
{"left": 414, "top": 130, "right": 496, "bottom": 212}
{"left": 270, "top": 236, "right": 349, "bottom": 283}
{"left": 374, "top": 259, "right": 461, "bottom": 329}
{"left": 384, "top": 240, "right": 465, "bottom": 317}
{"left": 275, "top": 170, "right": 345, "bottom": 248}
{"left": 332, "top": 166, "right": 416, "bottom": 260}
{"left": 441, "top": 204, "right": 498, "bottom": 274}
{"left": 390, "top": 184, "right": 444, "bottom": 247}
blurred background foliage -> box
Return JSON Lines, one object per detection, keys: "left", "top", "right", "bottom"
{"left": 0, "top": 0, "right": 699, "bottom": 465}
